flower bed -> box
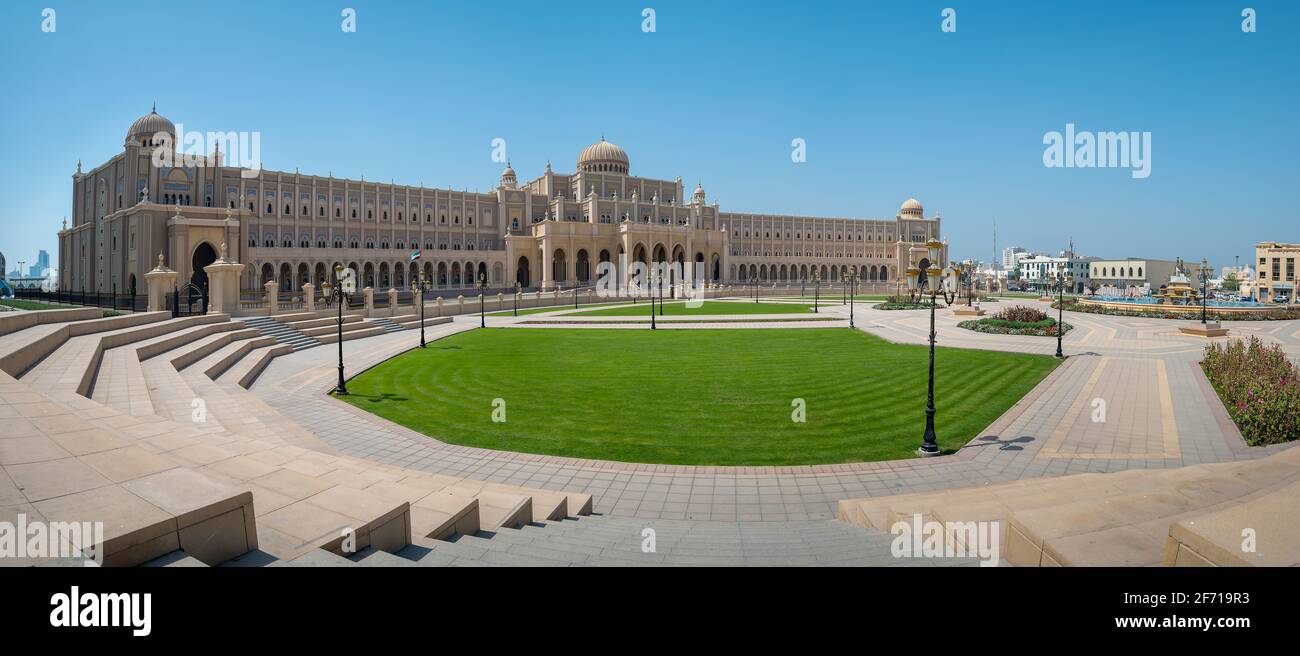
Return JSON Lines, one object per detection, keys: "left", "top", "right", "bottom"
{"left": 1056, "top": 298, "right": 1298, "bottom": 321}
{"left": 957, "top": 304, "right": 1071, "bottom": 336}
{"left": 958, "top": 317, "right": 1072, "bottom": 336}
{"left": 1201, "top": 337, "right": 1300, "bottom": 446}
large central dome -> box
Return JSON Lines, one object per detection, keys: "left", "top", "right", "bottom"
{"left": 125, "top": 105, "right": 175, "bottom": 146}
{"left": 577, "top": 136, "right": 629, "bottom": 174}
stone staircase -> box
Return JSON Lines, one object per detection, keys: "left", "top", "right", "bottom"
{"left": 0, "top": 308, "right": 592, "bottom": 567}
{"left": 369, "top": 317, "right": 405, "bottom": 334}
{"left": 837, "top": 445, "right": 1300, "bottom": 566}
{"left": 240, "top": 316, "right": 320, "bottom": 351}
{"left": 135, "top": 515, "right": 987, "bottom": 567}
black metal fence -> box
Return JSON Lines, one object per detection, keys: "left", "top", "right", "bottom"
{"left": 12, "top": 287, "right": 147, "bottom": 312}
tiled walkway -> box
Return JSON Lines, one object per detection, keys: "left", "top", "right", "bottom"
{"left": 252, "top": 299, "right": 1293, "bottom": 521}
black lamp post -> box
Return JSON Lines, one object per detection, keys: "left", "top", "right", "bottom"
{"left": 415, "top": 273, "right": 430, "bottom": 348}
{"left": 848, "top": 269, "right": 859, "bottom": 328}
{"left": 477, "top": 273, "right": 488, "bottom": 328}
{"left": 1054, "top": 269, "right": 1072, "bottom": 359}
{"left": 906, "top": 239, "right": 954, "bottom": 457}
{"left": 326, "top": 264, "right": 351, "bottom": 395}
{"left": 813, "top": 271, "right": 820, "bottom": 313}
{"left": 1199, "top": 257, "right": 1213, "bottom": 325}
{"left": 513, "top": 281, "right": 520, "bottom": 317}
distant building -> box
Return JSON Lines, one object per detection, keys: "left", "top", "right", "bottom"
{"left": 1019, "top": 253, "right": 1098, "bottom": 293}
{"left": 0, "top": 251, "right": 5, "bottom": 281}
{"left": 1254, "top": 242, "right": 1300, "bottom": 302}
{"left": 1001, "top": 246, "right": 1026, "bottom": 270}
{"left": 29, "top": 249, "right": 50, "bottom": 277}
{"left": 1088, "top": 258, "right": 1178, "bottom": 293}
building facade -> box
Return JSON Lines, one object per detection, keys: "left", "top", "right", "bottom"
{"left": 1019, "top": 254, "right": 1097, "bottom": 293}
{"left": 1087, "top": 258, "right": 1178, "bottom": 293}
{"left": 1254, "top": 242, "right": 1300, "bottom": 302}
{"left": 58, "top": 109, "right": 946, "bottom": 296}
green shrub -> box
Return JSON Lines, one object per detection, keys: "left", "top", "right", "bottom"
{"left": 1201, "top": 336, "right": 1300, "bottom": 446}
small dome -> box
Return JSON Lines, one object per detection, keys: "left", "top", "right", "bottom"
{"left": 126, "top": 105, "right": 175, "bottom": 146}
{"left": 899, "top": 197, "right": 923, "bottom": 217}
{"left": 577, "top": 136, "right": 629, "bottom": 174}
{"left": 499, "top": 162, "right": 517, "bottom": 188}
{"left": 692, "top": 182, "right": 706, "bottom": 203}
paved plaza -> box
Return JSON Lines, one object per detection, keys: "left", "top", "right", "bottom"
{"left": 253, "top": 298, "right": 1295, "bottom": 522}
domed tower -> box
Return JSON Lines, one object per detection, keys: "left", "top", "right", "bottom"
{"left": 125, "top": 104, "right": 175, "bottom": 148}
{"left": 692, "top": 182, "right": 706, "bottom": 204}
{"left": 577, "top": 135, "right": 629, "bottom": 174}
{"left": 499, "top": 161, "right": 517, "bottom": 188}
{"left": 898, "top": 197, "right": 924, "bottom": 219}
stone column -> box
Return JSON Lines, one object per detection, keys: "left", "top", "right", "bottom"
{"left": 387, "top": 288, "right": 399, "bottom": 317}
{"left": 435, "top": 296, "right": 444, "bottom": 316}
{"left": 456, "top": 294, "right": 465, "bottom": 314}
{"left": 264, "top": 280, "right": 279, "bottom": 316}
{"left": 302, "top": 283, "right": 315, "bottom": 312}
{"left": 496, "top": 292, "right": 504, "bottom": 310}
{"left": 204, "top": 244, "right": 245, "bottom": 316}
{"left": 363, "top": 287, "right": 375, "bottom": 317}
{"left": 143, "top": 254, "right": 178, "bottom": 312}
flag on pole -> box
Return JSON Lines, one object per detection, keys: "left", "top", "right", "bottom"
{"left": 410, "top": 249, "right": 421, "bottom": 262}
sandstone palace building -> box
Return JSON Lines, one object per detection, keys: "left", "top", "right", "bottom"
{"left": 58, "top": 109, "right": 947, "bottom": 296}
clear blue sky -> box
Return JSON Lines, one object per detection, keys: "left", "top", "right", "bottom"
{"left": 1, "top": 0, "right": 1296, "bottom": 272}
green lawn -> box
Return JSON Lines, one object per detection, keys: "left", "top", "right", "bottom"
{"left": 486, "top": 301, "right": 626, "bottom": 317}
{"left": 0, "top": 299, "right": 75, "bottom": 310}
{"left": 566, "top": 300, "right": 815, "bottom": 317}
{"left": 337, "top": 328, "right": 1058, "bottom": 465}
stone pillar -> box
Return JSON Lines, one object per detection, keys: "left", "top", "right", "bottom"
{"left": 302, "top": 283, "right": 315, "bottom": 312}
{"left": 264, "top": 280, "right": 279, "bottom": 316}
{"left": 387, "top": 288, "right": 399, "bottom": 317}
{"left": 363, "top": 287, "right": 375, "bottom": 317}
{"left": 435, "top": 296, "right": 444, "bottom": 316}
{"left": 204, "top": 244, "right": 245, "bottom": 316}
{"left": 456, "top": 294, "right": 465, "bottom": 314}
{"left": 497, "top": 292, "right": 504, "bottom": 310}
{"left": 143, "top": 254, "right": 178, "bottom": 312}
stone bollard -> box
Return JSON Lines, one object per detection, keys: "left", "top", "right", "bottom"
{"left": 456, "top": 295, "right": 464, "bottom": 314}
{"left": 497, "top": 292, "right": 504, "bottom": 310}
{"left": 363, "top": 287, "right": 374, "bottom": 317}
{"left": 387, "top": 288, "right": 399, "bottom": 317}
{"left": 435, "top": 296, "right": 444, "bottom": 316}
{"left": 302, "top": 283, "right": 315, "bottom": 312}
{"left": 143, "top": 255, "right": 178, "bottom": 312}
{"left": 264, "top": 280, "right": 279, "bottom": 316}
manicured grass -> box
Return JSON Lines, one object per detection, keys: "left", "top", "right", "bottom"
{"left": 486, "top": 301, "right": 626, "bottom": 317}
{"left": 0, "top": 299, "right": 75, "bottom": 310}
{"left": 337, "top": 328, "right": 1058, "bottom": 465}
{"left": 566, "top": 301, "right": 815, "bottom": 316}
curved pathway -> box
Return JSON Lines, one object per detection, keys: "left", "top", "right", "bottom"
{"left": 251, "top": 298, "right": 1294, "bottom": 522}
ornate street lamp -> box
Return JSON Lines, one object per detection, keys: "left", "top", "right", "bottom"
{"left": 905, "top": 239, "right": 955, "bottom": 457}
{"left": 1199, "top": 257, "right": 1214, "bottom": 325}
{"left": 326, "top": 263, "right": 353, "bottom": 395}
{"left": 477, "top": 273, "right": 488, "bottom": 328}
{"left": 813, "top": 270, "right": 821, "bottom": 313}
{"left": 848, "top": 269, "right": 859, "bottom": 328}
{"left": 415, "top": 272, "right": 431, "bottom": 348}
{"left": 1054, "top": 266, "right": 1073, "bottom": 359}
